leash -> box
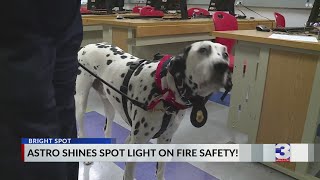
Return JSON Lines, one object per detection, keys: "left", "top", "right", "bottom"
{"left": 78, "top": 63, "right": 148, "bottom": 111}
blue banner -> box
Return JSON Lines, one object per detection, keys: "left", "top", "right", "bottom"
{"left": 22, "top": 138, "right": 116, "bottom": 144}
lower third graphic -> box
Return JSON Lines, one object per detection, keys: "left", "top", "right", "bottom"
{"left": 275, "top": 144, "right": 291, "bottom": 162}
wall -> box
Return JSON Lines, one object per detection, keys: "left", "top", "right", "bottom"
{"left": 124, "top": 3, "right": 312, "bottom": 27}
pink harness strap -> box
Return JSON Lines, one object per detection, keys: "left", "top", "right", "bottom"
{"left": 147, "top": 55, "right": 187, "bottom": 111}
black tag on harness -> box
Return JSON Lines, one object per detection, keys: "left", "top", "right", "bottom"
{"left": 190, "top": 105, "right": 208, "bottom": 128}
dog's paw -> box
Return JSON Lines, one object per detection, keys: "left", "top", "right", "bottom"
{"left": 155, "top": 173, "right": 165, "bottom": 180}
{"left": 83, "top": 161, "right": 93, "bottom": 166}
{"left": 123, "top": 175, "right": 134, "bottom": 180}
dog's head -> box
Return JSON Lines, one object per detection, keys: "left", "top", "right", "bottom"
{"left": 168, "top": 41, "right": 232, "bottom": 128}
{"left": 169, "top": 41, "right": 231, "bottom": 97}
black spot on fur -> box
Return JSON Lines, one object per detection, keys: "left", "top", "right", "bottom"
{"left": 129, "top": 84, "right": 132, "bottom": 91}
{"left": 143, "top": 86, "right": 147, "bottom": 91}
{"left": 111, "top": 81, "right": 114, "bottom": 84}
{"left": 143, "top": 98, "right": 146, "bottom": 101}
{"left": 145, "top": 132, "right": 149, "bottom": 136}
{"left": 148, "top": 66, "right": 152, "bottom": 68}
{"left": 103, "top": 117, "right": 108, "bottom": 131}
{"left": 189, "top": 75, "right": 192, "bottom": 80}
{"left": 94, "top": 66, "right": 97, "bottom": 70}
{"left": 135, "top": 97, "right": 138, "bottom": 101}
{"left": 131, "top": 94, "right": 134, "bottom": 98}
{"left": 116, "top": 97, "right": 120, "bottom": 103}
{"left": 126, "top": 62, "right": 133, "bottom": 66}
{"left": 147, "top": 85, "right": 160, "bottom": 101}
{"left": 106, "top": 54, "right": 110, "bottom": 57}
{"left": 107, "top": 60, "right": 112, "bottom": 65}
{"left": 77, "top": 69, "right": 81, "bottom": 75}
{"left": 189, "top": 79, "right": 193, "bottom": 84}
{"left": 82, "top": 51, "right": 86, "bottom": 55}
{"left": 97, "top": 44, "right": 108, "bottom": 48}
{"left": 130, "top": 103, "right": 133, "bottom": 111}
{"left": 134, "top": 130, "right": 139, "bottom": 135}
{"left": 133, "top": 110, "right": 137, "bottom": 120}
{"left": 140, "top": 79, "right": 143, "bottom": 82}
{"left": 121, "top": 73, "right": 125, "bottom": 78}
{"left": 106, "top": 89, "right": 110, "bottom": 94}
{"left": 141, "top": 118, "right": 145, "bottom": 123}
{"left": 151, "top": 127, "right": 154, "bottom": 131}
{"left": 135, "top": 122, "right": 140, "bottom": 129}
{"left": 144, "top": 123, "right": 148, "bottom": 128}
{"left": 150, "top": 70, "right": 156, "bottom": 77}
{"left": 121, "top": 55, "right": 127, "bottom": 59}
{"left": 217, "top": 53, "right": 221, "bottom": 56}
{"left": 193, "top": 84, "right": 198, "bottom": 90}
{"left": 110, "top": 47, "right": 125, "bottom": 56}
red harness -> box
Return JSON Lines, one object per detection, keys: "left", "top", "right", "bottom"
{"left": 147, "top": 55, "right": 188, "bottom": 111}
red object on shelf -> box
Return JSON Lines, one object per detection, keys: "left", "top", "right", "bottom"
{"left": 187, "top": 7, "right": 210, "bottom": 17}
{"left": 133, "top": 6, "right": 144, "bottom": 13}
{"left": 80, "top": 6, "right": 91, "bottom": 14}
{"left": 274, "top": 12, "right": 286, "bottom": 28}
{"left": 139, "top": 6, "right": 164, "bottom": 17}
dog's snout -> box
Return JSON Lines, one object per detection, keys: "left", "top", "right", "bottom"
{"left": 222, "top": 52, "right": 229, "bottom": 60}
{"left": 214, "top": 62, "right": 229, "bottom": 74}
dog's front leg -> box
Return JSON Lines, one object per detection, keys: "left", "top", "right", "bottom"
{"left": 123, "top": 162, "right": 135, "bottom": 180}
{"left": 156, "top": 111, "right": 185, "bottom": 180}
{"left": 155, "top": 136, "right": 173, "bottom": 180}
{"left": 123, "top": 120, "right": 156, "bottom": 180}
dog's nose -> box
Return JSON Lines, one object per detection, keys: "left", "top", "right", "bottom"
{"left": 222, "top": 52, "right": 229, "bottom": 60}
{"left": 214, "top": 62, "right": 229, "bottom": 74}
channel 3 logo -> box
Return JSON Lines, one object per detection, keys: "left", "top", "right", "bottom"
{"left": 275, "top": 144, "right": 291, "bottom": 162}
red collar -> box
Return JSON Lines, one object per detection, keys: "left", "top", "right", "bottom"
{"left": 147, "top": 55, "right": 188, "bottom": 111}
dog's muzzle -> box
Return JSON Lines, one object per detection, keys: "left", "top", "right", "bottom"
{"left": 214, "top": 62, "right": 229, "bottom": 75}
{"left": 211, "top": 62, "right": 230, "bottom": 87}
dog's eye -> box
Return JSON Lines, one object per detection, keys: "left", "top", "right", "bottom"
{"left": 223, "top": 52, "right": 229, "bottom": 59}
{"left": 198, "top": 47, "right": 208, "bottom": 54}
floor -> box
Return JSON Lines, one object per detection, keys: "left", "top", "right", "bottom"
{"left": 78, "top": 89, "right": 296, "bottom": 180}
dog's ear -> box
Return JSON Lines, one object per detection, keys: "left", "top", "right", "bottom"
{"left": 168, "top": 45, "right": 191, "bottom": 75}
{"left": 167, "top": 45, "right": 192, "bottom": 86}
{"left": 167, "top": 56, "right": 185, "bottom": 87}
{"left": 182, "top": 45, "right": 192, "bottom": 60}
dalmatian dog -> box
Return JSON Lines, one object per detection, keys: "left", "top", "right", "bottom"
{"left": 75, "top": 41, "right": 231, "bottom": 180}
